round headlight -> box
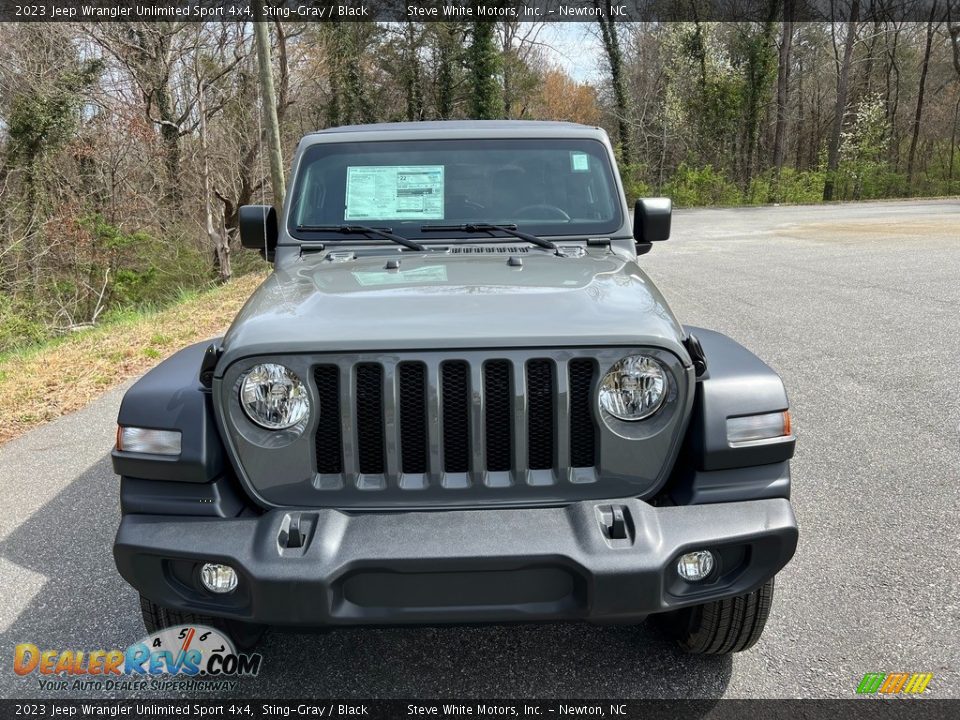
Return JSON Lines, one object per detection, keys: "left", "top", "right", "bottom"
{"left": 599, "top": 355, "right": 667, "bottom": 421}
{"left": 240, "top": 363, "right": 310, "bottom": 429}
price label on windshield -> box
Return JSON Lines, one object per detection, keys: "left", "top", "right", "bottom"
{"left": 345, "top": 165, "right": 445, "bottom": 220}
{"left": 570, "top": 152, "right": 590, "bottom": 172}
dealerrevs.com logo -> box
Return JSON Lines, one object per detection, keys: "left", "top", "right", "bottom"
{"left": 13, "top": 625, "right": 262, "bottom": 692}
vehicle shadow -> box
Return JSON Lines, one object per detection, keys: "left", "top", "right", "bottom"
{"left": 0, "top": 454, "right": 731, "bottom": 701}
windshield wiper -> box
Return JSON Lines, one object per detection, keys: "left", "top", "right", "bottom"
{"left": 296, "top": 224, "right": 426, "bottom": 251}
{"left": 420, "top": 223, "right": 561, "bottom": 255}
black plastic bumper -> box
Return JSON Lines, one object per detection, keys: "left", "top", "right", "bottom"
{"left": 114, "top": 498, "right": 798, "bottom": 626}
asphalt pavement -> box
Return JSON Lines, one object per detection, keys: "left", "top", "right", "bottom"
{"left": 1, "top": 199, "right": 958, "bottom": 699}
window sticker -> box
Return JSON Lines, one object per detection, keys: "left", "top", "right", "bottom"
{"left": 570, "top": 152, "right": 590, "bottom": 172}
{"left": 345, "top": 166, "right": 444, "bottom": 220}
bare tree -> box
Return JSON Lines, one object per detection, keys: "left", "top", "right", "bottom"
{"left": 214, "top": 21, "right": 295, "bottom": 243}
{"left": 824, "top": 0, "right": 861, "bottom": 201}
{"left": 907, "top": 2, "right": 940, "bottom": 190}
{"left": 88, "top": 22, "right": 245, "bottom": 204}
{"left": 498, "top": 21, "right": 546, "bottom": 118}
{"left": 772, "top": 7, "right": 796, "bottom": 187}
{"left": 594, "top": 2, "right": 631, "bottom": 165}
{"left": 950, "top": 1, "right": 960, "bottom": 78}
{"left": 195, "top": 52, "right": 230, "bottom": 283}
{"left": 253, "top": 14, "right": 286, "bottom": 212}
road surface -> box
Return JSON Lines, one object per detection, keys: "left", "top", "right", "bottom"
{"left": 1, "top": 199, "right": 958, "bottom": 699}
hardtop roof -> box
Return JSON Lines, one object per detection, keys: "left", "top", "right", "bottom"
{"left": 309, "top": 120, "right": 600, "bottom": 135}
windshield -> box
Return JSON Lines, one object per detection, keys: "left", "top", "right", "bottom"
{"left": 287, "top": 138, "right": 623, "bottom": 241}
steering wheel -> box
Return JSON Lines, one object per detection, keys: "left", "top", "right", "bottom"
{"left": 512, "top": 204, "right": 571, "bottom": 222}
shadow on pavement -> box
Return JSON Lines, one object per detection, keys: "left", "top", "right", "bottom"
{"left": 0, "top": 454, "right": 731, "bottom": 701}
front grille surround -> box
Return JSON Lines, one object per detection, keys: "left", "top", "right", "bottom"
{"left": 310, "top": 352, "right": 603, "bottom": 491}
{"left": 218, "top": 347, "right": 690, "bottom": 509}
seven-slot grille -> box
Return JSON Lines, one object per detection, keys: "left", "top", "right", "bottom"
{"left": 313, "top": 356, "right": 597, "bottom": 490}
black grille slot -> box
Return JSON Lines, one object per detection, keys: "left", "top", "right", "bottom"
{"left": 355, "top": 364, "right": 385, "bottom": 474}
{"left": 569, "top": 360, "right": 596, "bottom": 468}
{"left": 484, "top": 361, "right": 512, "bottom": 472}
{"left": 527, "top": 360, "right": 555, "bottom": 470}
{"left": 398, "top": 363, "right": 428, "bottom": 474}
{"left": 314, "top": 365, "right": 342, "bottom": 474}
{"left": 441, "top": 361, "right": 470, "bottom": 473}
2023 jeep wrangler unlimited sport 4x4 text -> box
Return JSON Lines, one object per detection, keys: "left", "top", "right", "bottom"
{"left": 112, "top": 121, "right": 798, "bottom": 654}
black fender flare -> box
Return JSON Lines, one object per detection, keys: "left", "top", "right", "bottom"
{"left": 669, "top": 327, "right": 795, "bottom": 505}
{"left": 112, "top": 340, "right": 226, "bottom": 484}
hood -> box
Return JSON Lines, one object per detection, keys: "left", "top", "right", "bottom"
{"left": 218, "top": 249, "right": 688, "bottom": 370}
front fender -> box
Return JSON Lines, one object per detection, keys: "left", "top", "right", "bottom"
{"left": 112, "top": 340, "right": 226, "bottom": 484}
{"left": 668, "top": 327, "right": 795, "bottom": 505}
{"left": 686, "top": 327, "right": 794, "bottom": 471}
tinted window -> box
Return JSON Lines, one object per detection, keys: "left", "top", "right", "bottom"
{"left": 287, "top": 138, "right": 622, "bottom": 240}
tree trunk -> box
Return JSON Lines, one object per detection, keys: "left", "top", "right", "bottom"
{"left": 325, "top": 27, "right": 342, "bottom": 127}
{"left": 216, "top": 24, "right": 289, "bottom": 241}
{"left": 949, "top": 4, "right": 960, "bottom": 78}
{"left": 154, "top": 87, "right": 182, "bottom": 204}
{"left": 741, "top": 15, "right": 778, "bottom": 198}
{"left": 595, "top": 2, "right": 631, "bottom": 165}
{"left": 343, "top": 27, "right": 374, "bottom": 124}
{"left": 435, "top": 23, "right": 456, "bottom": 119}
{"left": 861, "top": 19, "right": 881, "bottom": 97}
{"left": 795, "top": 54, "right": 805, "bottom": 169}
{"left": 823, "top": 0, "right": 860, "bottom": 202}
{"left": 467, "top": 21, "right": 503, "bottom": 120}
{"left": 809, "top": 67, "right": 821, "bottom": 170}
{"left": 501, "top": 22, "right": 515, "bottom": 118}
{"left": 884, "top": 24, "right": 903, "bottom": 168}
{"left": 772, "top": 14, "right": 795, "bottom": 182}
{"left": 950, "top": 94, "right": 960, "bottom": 185}
{"left": 197, "top": 78, "right": 230, "bottom": 283}
{"left": 907, "top": 2, "right": 938, "bottom": 192}
{"left": 404, "top": 21, "right": 424, "bottom": 121}
{"left": 253, "top": 13, "right": 286, "bottom": 213}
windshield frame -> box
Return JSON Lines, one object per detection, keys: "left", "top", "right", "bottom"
{"left": 284, "top": 137, "right": 625, "bottom": 244}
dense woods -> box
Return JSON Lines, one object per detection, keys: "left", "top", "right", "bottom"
{"left": 1, "top": 16, "right": 959, "bottom": 352}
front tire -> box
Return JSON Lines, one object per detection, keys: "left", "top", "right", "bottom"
{"left": 139, "top": 594, "right": 265, "bottom": 651}
{"left": 653, "top": 578, "right": 776, "bottom": 654}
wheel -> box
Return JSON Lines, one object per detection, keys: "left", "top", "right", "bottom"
{"left": 653, "top": 578, "right": 776, "bottom": 654}
{"left": 139, "top": 594, "right": 265, "bottom": 651}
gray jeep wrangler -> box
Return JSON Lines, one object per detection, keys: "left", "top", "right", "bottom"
{"left": 112, "top": 121, "right": 797, "bottom": 654}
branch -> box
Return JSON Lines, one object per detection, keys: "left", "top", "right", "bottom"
{"left": 213, "top": 188, "right": 236, "bottom": 217}
{"left": 90, "top": 268, "right": 111, "bottom": 324}
{"left": 949, "top": 15, "right": 960, "bottom": 78}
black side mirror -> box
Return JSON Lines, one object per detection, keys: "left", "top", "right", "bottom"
{"left": 633, "top": 197, "right": 672, "bottom": 255}
{"left": 238, "top": 205, "right": 278, "bottom": 261}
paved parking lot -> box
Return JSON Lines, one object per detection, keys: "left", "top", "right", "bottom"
{"left": 1, "top": 199, "right": 958, "bottom": 699}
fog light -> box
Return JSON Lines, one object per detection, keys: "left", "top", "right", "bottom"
{"left": 200, "top": 563, "right": 238, "bottom": 594}
{"left": 677, "top": 550, "right": 715, "bottom": 582}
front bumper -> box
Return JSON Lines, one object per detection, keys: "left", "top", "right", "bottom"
{"left": 114, "top": 498, "right": 798, "bottom": 626}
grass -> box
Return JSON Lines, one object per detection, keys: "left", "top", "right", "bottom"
{"left": 0, "top": 272, "right": 267, "bottom": 446}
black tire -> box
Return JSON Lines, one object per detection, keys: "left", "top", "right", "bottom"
{"left": 654, "top": 578, "right": 776, "bottom": 654}
{"left": 139, "top": 594, "right": 265, "bottom": 651}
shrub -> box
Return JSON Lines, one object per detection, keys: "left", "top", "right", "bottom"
{"left": 662, "top": 164, "right": 741, "bottom": 207}
{"left": 0, "top": 296, "right": 46, "bottom": 354}
{"left": 750, "top": 167, "right": 827, "bottom": 205}
{"left": 77, "top": 214, "right": 213, "bottom": 312}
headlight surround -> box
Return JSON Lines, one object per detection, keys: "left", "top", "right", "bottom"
{"left": 239, "top": 363, "right": 310, "bottom": 430}
{"left": 598, "top": 355, "right": 667, "bottom": 421}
